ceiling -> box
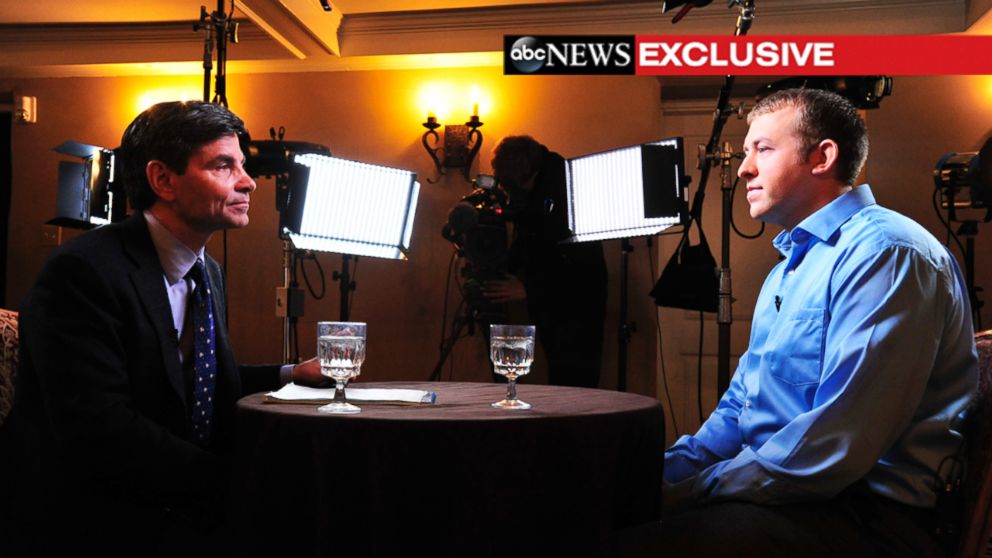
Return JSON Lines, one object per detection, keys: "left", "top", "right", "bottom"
{"left": 0, "top": 0, "right": 988, "bottom": 78}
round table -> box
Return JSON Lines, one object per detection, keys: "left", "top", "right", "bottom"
{"left": 230, "top": 381, "right": 665, "bottom": 557}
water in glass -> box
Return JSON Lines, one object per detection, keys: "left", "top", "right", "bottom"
{"left": 489, "top": 324, "right": 536, "bottom": 410}
{"left": 316, "top": 321, "right": 366, "bottom": 415}
{"left": 318, "top": 335, "right": 365, "bottom": 382}
{"left": 490, "top": 335, "right": 534, "bottom": 380}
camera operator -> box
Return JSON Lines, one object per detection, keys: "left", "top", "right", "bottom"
{"left": 483, "top": 136, "right": 608, "bottom": 388}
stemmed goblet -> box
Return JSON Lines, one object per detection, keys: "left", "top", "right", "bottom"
{"left": 316, "top": 321, "right": 366, "bottom": 414}
{"left": 489, "top": 324, "right": 535, "bottom": 410}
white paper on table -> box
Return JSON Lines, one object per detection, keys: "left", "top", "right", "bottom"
{"left": 264, "top": 383, "right": 437, "bottom": 405}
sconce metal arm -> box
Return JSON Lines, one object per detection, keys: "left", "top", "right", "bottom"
{"left": 463, "top": 116, "right": 484, "bottom": 181}
{"left": 422, "top": 116, "right": 444, "bottom": 183}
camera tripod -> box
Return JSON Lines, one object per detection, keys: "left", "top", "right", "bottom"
{"left": 429, "top": 264, "right": 507, "bottom": 382}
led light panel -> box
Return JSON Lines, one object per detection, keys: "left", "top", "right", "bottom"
{"left": 286, "top": 153, "right": 420, "bottom": 260}
{"left": 565, "top": 138, "right": 686, "bottom": 243}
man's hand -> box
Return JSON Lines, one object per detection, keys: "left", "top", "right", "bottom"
{"left": 482, "top": 276, "right": 527, "bottom": 303}
{"left": 291, "top": 357, "right": 326, "bottom": 386}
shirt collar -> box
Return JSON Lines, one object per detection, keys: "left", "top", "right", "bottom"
{"left": 772, "top": 184, "right": 876, "bottom": 254}
{"left": 144, "top": 210, "right": 204, "bottom": 285}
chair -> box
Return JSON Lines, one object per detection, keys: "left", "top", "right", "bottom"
{"left": 958, "top": 329, "right": 992, "bottom": 558}
{"left": 0, "top": 308, "right": 18, "bottom": 427}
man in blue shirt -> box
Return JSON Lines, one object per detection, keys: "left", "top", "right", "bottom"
{"left": 622, "top": 89, "right": 977, "bottom": 557}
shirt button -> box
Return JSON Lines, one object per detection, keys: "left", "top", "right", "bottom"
{"left": 787, "top": 269, "right": 796, "bottom": 276}
{"left": 745, "top": 399, "right": 751, "bottom": 408}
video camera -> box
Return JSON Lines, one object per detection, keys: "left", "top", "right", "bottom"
{"left": 442, "top": 174, "right": 510, "bottom": 315}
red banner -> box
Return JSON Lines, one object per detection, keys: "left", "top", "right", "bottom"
{"left": 634, "top": 35, "right": 992, "bottom": 75}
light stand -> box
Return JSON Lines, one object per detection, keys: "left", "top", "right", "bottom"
{"left": 717, "top": 141, "right": 745, "bottom": 392}
{"left": 196, "top": 5, "right": 214, "bottom": 104}
{"left": 277, "top": 239, "right": 304, "bottom": 362}
{"left": 334, "top": 255, "right": 357, "bottom": 321}
{"left": 957, "top": 221, "right": 984, "bottom": 328}
{"left": 565, "top": 140, "right": 688, "bottom": 391}
{"left": 194, "top": 0, "right": 238, "bottom": 107}
{"left": 679, "top": 0, "right": 754, "bottom": 396}
{"left": 194, "top": 0, "right": 239, "bottom": 322}
{"left": 246, "top": 134, "right": 328, "bottom": 363}
{"left": 618, "top": 239, "right": 635, "bottom": 392}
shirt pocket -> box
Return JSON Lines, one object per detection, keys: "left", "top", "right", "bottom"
{"left": 766, "top": 307, "right": 826, "bottom": 386}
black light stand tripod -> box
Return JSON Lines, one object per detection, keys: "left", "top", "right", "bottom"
{"left": 956, "top": 220, "right": 985, "bottom": 330}
{"left": 194, "top": 0, "right": 239, "bottom": 322}
{"left": 675, "top": 0, "right": 756, "bottom": 397}
{"left": 194, "top": 0, "right": 238, "bottom": 107}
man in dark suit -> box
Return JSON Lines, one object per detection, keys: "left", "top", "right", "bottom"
{"left": 0, "top": 101, "right": 322, "bottom": 556}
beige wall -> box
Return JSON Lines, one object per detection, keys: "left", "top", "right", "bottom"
{"left": 1, "top": 68, "right": 664, "bottom": 394}
{"left": 657, "top": 75, "right": 992, "bottom": 444}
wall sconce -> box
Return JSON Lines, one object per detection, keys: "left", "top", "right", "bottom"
{"left": 421, "top": 112, "right": 483, "bottom": 183}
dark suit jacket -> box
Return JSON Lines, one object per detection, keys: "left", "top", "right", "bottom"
{"left": 0, "top": 213, "right": 280, "bottom": 553}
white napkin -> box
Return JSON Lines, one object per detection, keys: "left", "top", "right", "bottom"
{"left": 265, "top": 383, "right": 436, "bottom": 405}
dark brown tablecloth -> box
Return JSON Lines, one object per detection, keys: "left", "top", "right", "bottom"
{"left": 230, "top": 381, "right": 664, "bottom": 557}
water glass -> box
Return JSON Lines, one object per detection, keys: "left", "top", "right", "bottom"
{"left": 316, "top": 321, "right": 366, "bottom": 414}
{"left": 489, "top": 324, "right": 535, "bottom": 410}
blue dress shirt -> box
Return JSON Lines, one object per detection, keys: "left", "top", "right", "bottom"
{"left": 664, "top": 185, "right": 978, "bottom": 508}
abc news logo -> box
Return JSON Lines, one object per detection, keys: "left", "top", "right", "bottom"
{"left": 505, "top": 35, "right": 635, "bottom": 75}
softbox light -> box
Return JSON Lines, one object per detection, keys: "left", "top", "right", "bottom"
{"left": 564, "top": 137, "right": 688, "bottom": 242}
{"left": 282, "top": 153, "right": 420, "bottom": 260}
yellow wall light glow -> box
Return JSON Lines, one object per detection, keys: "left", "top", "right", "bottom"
{"left": 418, "top": 82, "right": 454, "bottom": 123}
{"left": 416, "top": 82, "right": 494, "bottom": 124}
{"left": 468, "top": 84, "right": 494, "bottom": 120}
{"left": 135, "top": 87, "right": 201, "bottom": 115}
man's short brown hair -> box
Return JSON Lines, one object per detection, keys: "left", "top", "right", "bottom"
{"left": 749, "top": 88, "right": 869, "bottom": 186}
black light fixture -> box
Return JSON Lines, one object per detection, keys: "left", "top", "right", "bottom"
{"left": 421, "top": 113, "right": 484, "bottom": 183}
{"left": 49, "top": 140, "right": 125, "bottom": 229}
{"left": 935, "top": 137, "right": 992, "bottom": 221}
{"left": 933, "top": 137, "right": 992, "bottom": 330}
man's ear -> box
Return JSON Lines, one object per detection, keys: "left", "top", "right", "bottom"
{"left": 810, "top": 139, "right": 840, "bottom": 177}
{"left": 145, "top": 160, "right": 176, "bottom": 202}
